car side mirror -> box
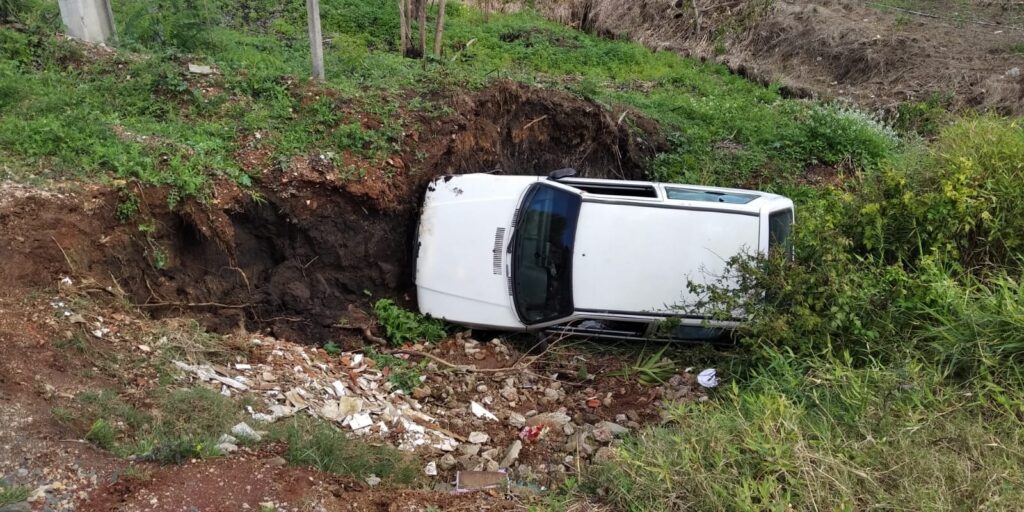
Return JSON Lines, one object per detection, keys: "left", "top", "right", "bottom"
{"left": 547, "top": 168, "right": 577, "bottom": 181}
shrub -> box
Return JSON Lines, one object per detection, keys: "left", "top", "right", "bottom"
{"left": 373, "top": 298, "right": 447, "bottom": 346}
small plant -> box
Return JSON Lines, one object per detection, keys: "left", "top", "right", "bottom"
{"left": 283, "top": 417, "right": 421, "bottom": 485}
{"left": 116, "top": 191, "right": 141, "bottom": 223}
{"left": 0, "top": 483, "right": 30, "bottom": 506}
{"left": 373, "top": 298, "right": 447, "bottom": 345}
{"left": 611, "top": 345, "right": 676, "bottom": 385}
{"left": 116, "top": 466, "right": 152, "bottom": 482}
{"left": 365, "top": 347, "right": 425, "bottom": 394}
{"left": 323, "top": 341, "right": 342, "bottom": 356}
{"left": 1011, "top": 42, "right": 1024, "bottom": 55}
{"left": 85, "top": 418, "right": 117, "bottom": 449}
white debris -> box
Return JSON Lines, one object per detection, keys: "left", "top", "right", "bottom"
{"left": 234, "top": 363, "right": 252, "bottom": 370}
{"left": 424, "top": 461, "right": 438, "bottom": 476}
{"left": 348, "top": 412, "right": 373, "bottom": 431}
{"left": 187, "top": 63, "right": 213, "bottom": 75}
{"left": 468, "top": 431, "right": 490, "bottom": 444}
{"left": 231, "top": 422, "right": 262, "bottom": 441}
{"left": 470, "top": 401, "right": 498, "bottom": 421}
{"left": 697, "top": 368, "right": 719, "bottom": 388}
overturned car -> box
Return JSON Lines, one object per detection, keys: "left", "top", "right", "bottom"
{"left": 414, "top": 170, "right": 794, "bottom": 341}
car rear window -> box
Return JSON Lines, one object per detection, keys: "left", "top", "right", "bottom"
{"left": 769, "top": 208, "right": 794, "bottom": 255}
{"left": 666, "top": 187, "right": 757, "bottom": 204}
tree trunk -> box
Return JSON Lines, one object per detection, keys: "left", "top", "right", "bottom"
{"left": 417, "top": 0, "right": 427, "bottom": 60}
{"left": 398, "top": 0, "right": 409, "bottom": 56}
{"left": 433, "top": 0, "right": 447, "bottom": 58}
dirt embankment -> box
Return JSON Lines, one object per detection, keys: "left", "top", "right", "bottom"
{"left": 0, "top": 81, "right": 664, "bottom": 345}
{"left": 524, "top": 0, "right": 1024, "bottom": 114}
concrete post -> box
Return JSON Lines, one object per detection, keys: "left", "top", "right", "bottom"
{"left": 306, "top": 0, "right": 325, "bottom": 81}
{"left": 57, "top": 0, "right": 116, "bottom": 45}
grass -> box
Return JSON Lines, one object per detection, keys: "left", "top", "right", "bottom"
{"left": 0, "top": 483, "right": 31, "bottom": 506}
{"left": 279, "top": 416, "right": 421, "bottom": 486}
{"left": 0, "top": 0, "right": 898, "bottom": 198}
{"left": 373, "top": 298, "right": 447, "bottom": 346}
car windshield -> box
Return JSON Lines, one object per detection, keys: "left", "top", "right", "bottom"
{"left": 511, "top": 184, "right": 581, "bottom": 324}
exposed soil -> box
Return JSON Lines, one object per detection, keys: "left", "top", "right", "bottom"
{"left": 524, "top": 0, "right": 1024, "bottom": 115}
{"left": 0, "top": 81, "right": 664, "bottom": 346}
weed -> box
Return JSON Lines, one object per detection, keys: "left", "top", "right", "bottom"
{"left": 610, "top": 345, "right": 676, "bottom": 385}
{"left": 1011, "top": 42, "right": 1024, "bottom": 55}
{"left": 365, "top": 347, "right": 425, "bottom": 394}
{"left": 323, "top": 341, "right": 342, "bottom": 356}
{"left": 282, "top": 417, "right": 421, "bottom": 485}
{"left": 373, "top": 298, "right": 447, "bottom": 346}
{"left": 85, "top": 418, "right": 118, "bottom": 450}
{"left": 116, "top": 466, "right": 152, "bottom": 482}
{"left": 0, "top": 483, "right": 30, "bottom": 506}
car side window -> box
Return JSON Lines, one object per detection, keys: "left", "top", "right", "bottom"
{"left": 665, "top": 187, "right": 756, "bottom": 204}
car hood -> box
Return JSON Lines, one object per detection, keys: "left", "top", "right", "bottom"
{"left": 415, "top": 175, "right": 539, "bottom": 330}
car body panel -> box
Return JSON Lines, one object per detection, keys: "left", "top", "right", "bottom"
{"left": 571, "top": 201, "right": 761, "bottom": 314}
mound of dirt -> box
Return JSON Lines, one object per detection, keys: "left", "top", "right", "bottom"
{"left": 526, "top": 0, "right": 1024, "bottom": 114}
{"left": 0, "top": 81, "right": 664, "bottom": 344}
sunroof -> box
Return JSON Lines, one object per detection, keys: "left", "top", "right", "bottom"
{"left": 665, "top": 187, "right": 757, "bottom": 205}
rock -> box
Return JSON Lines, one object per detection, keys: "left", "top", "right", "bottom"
{"left": 216, "top": 442, "right": 238, "bottom": 454}
{"left": 563, "top": 423, "right": 575, "bottom": 436}
{"left": 499, "top": 440, "right": 523, "bottom": 468}
{"left": 439, "top": 453, "right": 457, "bottom": 470}
{"left": 365, "top": 475, "right": 381, "bottom": 487}
{"left": 543, "top": 388, "right": 559, "bottom": 400}
{"left": 615, "top": 414, "right": 628, "bottom": 423}
{"left": 218, "top": 434, "right": 238, "bottom": 445}
{"left": 1008, "top": 67, "right": 1021, "bottom": 78}
{"left": 458, "top": 455, "right": 483, "bottom": 471}
{"left": 263, "top": 456, "right": 287, "bottom": 467}
{"left": 526, "top": 412, "right": 571, "bottom": 428}
{"left": 231, "top": 422, "right": 262, "bottom": 442}
{"left": 476, "top": 384, "right": 488, "bottom": 392}
{"left": 592, "top": 425, "right": 614, "bottom": 443}
{"left": 468, "top": 431, "right": 489, "bottom": 444}
{"left": 485, "top": 459, "right": 500, "bottom": 472}
{"left": 0, "top": 502, "right": 32, "bottom": 512}
{"left": 412, "top": 385, "right": 432, "bottom": 400}
{"left": 594, "top": 446, "right": 616, "bottom": 462}
{"left": 500, "top": 387, "right": 517, "bottom": 401}
{"left": 507, "top": 411, "right": 526, "bottom": 428}
{"left": 459, "top": 443, "right": 481, "bottom": 456}
{"left": 481, "top": 448, "right": 500, "bottom": 461}
{"left": 565, "top": 433, "right": 595, "bottom": 457}
{"left": 15, "top": 468, "right": 28, "bottom": 477}
{"left": 596, "top": 421, "right": 629, "bottom": 437}
{"left": 424, "top": 461, "right": 438, "bottom": 476}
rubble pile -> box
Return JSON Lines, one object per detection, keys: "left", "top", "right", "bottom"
{"left": 173, "top": 332, "right": 706, "bottom": 485}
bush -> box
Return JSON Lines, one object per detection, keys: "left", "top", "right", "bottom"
{"left": 373, "top": 298, "right": 447, "bottom": 346}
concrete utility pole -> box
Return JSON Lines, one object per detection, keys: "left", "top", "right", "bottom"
{"left": 306, "top": 0, "right": 325, "bottom": 80}
{"left": 57, "top": 0, "right": 116, "bottom": 44}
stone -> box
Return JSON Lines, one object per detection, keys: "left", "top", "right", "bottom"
{"left": 424, "top": 461, "right": 438, "bottom": 476}
{"left": 507, "top": 411, "right": 526, "bottom": 428}
{"left": 458, "top": 455, "right": 483, "bottom": 471}
{"left": 231, "top": 422, "right": 262, "bottom": 442}
{"left": 499, "top": 440, "right": 522, "bottom": 468}
{"left": 263, "top": 456, "right": 287, "bottom": 467}
{"left": 526, "top": 412, "right": 571, "bottom": 428}
{"left": 481, "top": 448, "right": 500, "bottom": 461}
{"left": 412, "top": 386, "right": 432, "bottom": 400}
{"left": 615, "top": 414, "right": 628, "bottom": 423}
{"left": 188, "top": 63, "right": 214, "bottom": 75}
{"left": 439, "top": 453, "right": 457, "bottom": 470}
{"left": 15, "top": 468, "right": 28, "bottom": 477}
{"left": 563, "top": 423, "right": 575, "bottom": 436}
{"left": 468, "top": 431, "right": 489, "bottom": 444}
{"left": 565, "top": 433, "right": 595, "bottom": 457}
{"left": 216, "top": 442, "right": 238, "bottom": 454}
{"left": 499, "top": 387, "right": 517, "bottom": 401}
{"left": 592, "top": 426, "right": 614, "bottom": 443}
{"left": 543, "top": 388, "right": 559, "bottom": 400}
{"left": 365, "top": 475, "right": 381, "bottom": 487}
{"left": 484, "top": 459, "right": 500, "bottom": 472}
{"left": 596, "top": 421, "right": 629, "bottom": 437}
{"left": 217, "top": 434, "right": 238, "bottom": 445}
{"left": 476, "top": 384, "right": 488, "bottom": 392}
{"left": 459, "top": 443, "right": 481, "bottom": 457}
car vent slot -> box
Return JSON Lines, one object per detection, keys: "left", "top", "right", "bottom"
{"left": 492, "top": 227, "right": 506, "bottom": 275}
{"left": 510, "top": 208, "right": 520, "bottom": 228}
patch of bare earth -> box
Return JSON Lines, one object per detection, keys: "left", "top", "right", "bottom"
{"left": 524, "top": 0, "right": 1024, "bottom": 114}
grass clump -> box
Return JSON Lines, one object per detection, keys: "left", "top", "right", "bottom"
{"left": 0, "top": 483, "right": 31, "bottom": 506}
{"left": 373, "top": 298, "right": 447, "bottom": 345}
{"left": 365, "top": 347, "right": 426, "bottom": 393}
{"left": 281, "top": 417, "right": 421, "bottom": 485}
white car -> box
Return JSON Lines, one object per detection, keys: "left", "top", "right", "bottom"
{"left": 414, "top": 170, "right": 794, "bottom": 341}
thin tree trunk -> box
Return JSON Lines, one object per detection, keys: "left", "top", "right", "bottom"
{"left": 398, "top": 0, "right": 409, "bottom": 56}
{"left": 417, "top": 0, "right": 427, "bottom": 60}
{"left": 433, "top": 0, "right": 447, "bottom": 58}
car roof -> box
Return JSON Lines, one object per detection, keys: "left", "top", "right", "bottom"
{"left": 555, "top": 176, "right": 793, "bottom": 215}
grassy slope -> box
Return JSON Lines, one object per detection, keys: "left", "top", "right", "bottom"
{"left": 3, "top": 1, "right": 1024, "bottom": 511}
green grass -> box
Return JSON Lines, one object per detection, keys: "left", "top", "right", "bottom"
{"left": 279, "top": 416, "right": 421, "bottom": 486}
{"left": 0, "top": 483, "right": 31, "bottom": 506}
{"left": 373, "top": 298, "right": 447, "bottom": 346}
{"left": 0, "top": 0, "right": 898, "bottom": 198}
